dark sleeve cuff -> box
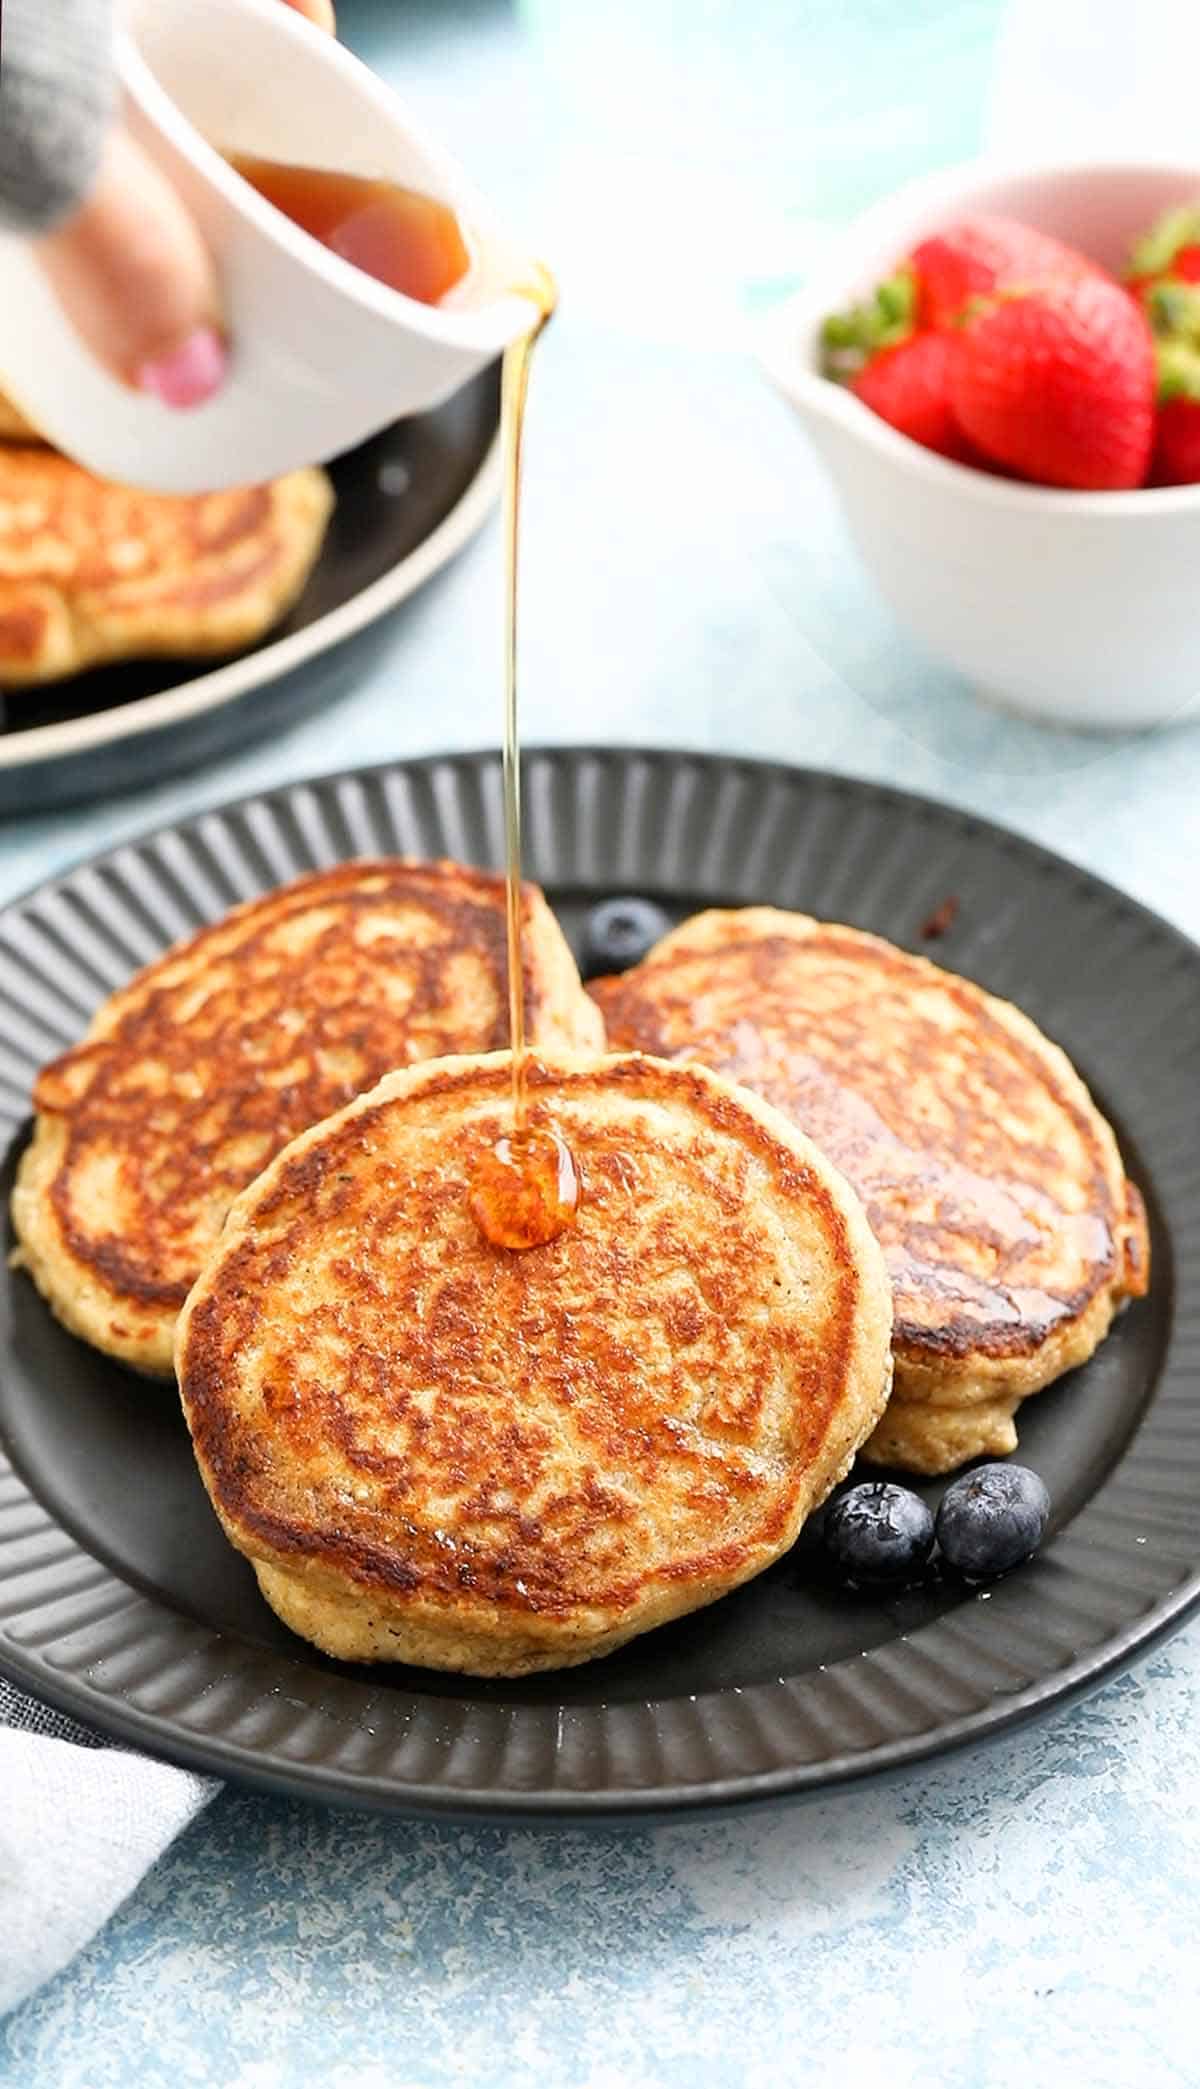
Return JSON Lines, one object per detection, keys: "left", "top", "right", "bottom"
{"left": 0, "top": 0, "right": 116, "bottom": 232}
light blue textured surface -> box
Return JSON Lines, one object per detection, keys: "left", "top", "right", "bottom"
{"left": 3, "top": 1, "right": 1200, "bottom": 2079}
{"left": 4, "top": 1644, "right": 1200, "bottom": 2086}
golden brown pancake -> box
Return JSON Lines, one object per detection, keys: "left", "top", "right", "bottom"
{"left": 12, "top": 860, "right": 604, "bottom": 1376}
{"left": 0, "top": 446, "right": 333, "bottom": 684}
{"left": 175, "top": 1050, "right": 894, "bottom": 1675}
{"left": 593, "top": 908, "right": 1148, "bottom": 1474}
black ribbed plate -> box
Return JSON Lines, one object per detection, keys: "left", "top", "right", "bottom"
{"left": 0, "top": 749, "right": 1196, "bottom": 1817}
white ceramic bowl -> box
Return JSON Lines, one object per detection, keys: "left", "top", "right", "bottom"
{"left": 760, "top": 157, "right": 1200, "bottom": 730}
{"left": 0, "top": 0, "right": 539, "bottom": 493}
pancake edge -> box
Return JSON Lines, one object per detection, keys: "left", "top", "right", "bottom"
{"left": 592, "top": 908, "right": 1150, "bottom": 1476}
{"left": 175, "top": 1048, "right": 895, "bottom": 1675}
{"left": 10, "top": 862, "right": 605, "bottom": 1378}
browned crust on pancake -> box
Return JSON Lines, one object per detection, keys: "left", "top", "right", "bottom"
{"left": 0, "top": 448, "right": 333, "bottom": 684}
{"left": 175, "top": 1051, "right": 894, "bottom": 1672}
{"left": 12, "top": 861, "right": 604, "bottom": 1375}
{"left": 592, "top": 909, "right": 1149, "bottom": 1473}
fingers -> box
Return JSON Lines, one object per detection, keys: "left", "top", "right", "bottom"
{"left": 34, "top": 0, "right": 334, "bottom": 407}
{"left": 36, "top": 130, "right": 228, "bottom": 406}
{"left": 280, "top": 0, "right": 337, "bottom": 28}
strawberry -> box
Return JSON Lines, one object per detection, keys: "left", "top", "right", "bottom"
{"left": 851, "top": 329, "right": 978, "bottom": 461}
{"left": 1125, "top": 208, "right": 1200, "bottom": 485}
{"left": 1151, "top": 395, "right": 1200, "bottom": 484}
{"left": 949, "top": 275, "right": 1156, "bottom": 490}
{"left": 1138, "top": 278, "right": 1200, "bottom": 485}
{"left": 909, "top": 214, "right": 1101, "bottom": 330}
{"left": 820, "top": 213, "right": 1113, "bottom": 468}
{"left": 1127, "top": 202, "right": 1200, "bottom": 295}
{"left": 821, "top": 275, "right": 975, "bottom": 461}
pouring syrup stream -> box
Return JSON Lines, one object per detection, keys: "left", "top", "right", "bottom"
{"left": 209, "top": 157, "right": 571, "bottom": 1246}
{"left": 468, "top": 269, "right": 581, "bottom": 1251}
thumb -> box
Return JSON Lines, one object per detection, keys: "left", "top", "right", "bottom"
{"left": 35, "top": 129, "right": 228, "bottom": 408}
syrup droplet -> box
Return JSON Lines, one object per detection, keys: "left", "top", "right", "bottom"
{"left": 468, "top": 1127, "right": 580, "bottom": 1250}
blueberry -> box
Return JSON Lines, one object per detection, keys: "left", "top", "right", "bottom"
{"left": 822, "top": 1481, "right": 935, "bottom": 1586}
{"left": 581, "top": 896, "right": 672, "bottom": 979}
{"left": 935, "top": 1462, "right": 1050, "bottom": 1579}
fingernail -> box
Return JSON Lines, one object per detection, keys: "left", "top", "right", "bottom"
{"left": 135, "top": 325, "right": 227, "bottom": 409}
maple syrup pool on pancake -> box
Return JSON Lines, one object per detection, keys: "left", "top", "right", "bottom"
{"left": 225, "top": 154, "right": 577, "bottom": 1247}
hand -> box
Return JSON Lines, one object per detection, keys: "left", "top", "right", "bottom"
{"left": 35, "top": 0, "right": 336, "bottom": 409}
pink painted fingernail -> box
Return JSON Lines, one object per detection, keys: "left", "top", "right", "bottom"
{"left": 135, "top": 325, "right": 227, "bottom": 409}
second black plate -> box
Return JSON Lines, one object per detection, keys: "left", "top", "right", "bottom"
{"left": 0, "top": 748, "right": 1197, "bottom": 1814}
{"left": 0, "top": 368, "right": 499, "bottom": 814}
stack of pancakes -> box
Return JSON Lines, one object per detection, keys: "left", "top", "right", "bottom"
{"left": 593, "top": 910, "right": 1147, "bottom": 1474}
{"left": 0, "top": 386, "right": 331, "bottom": 685}
{"left": 11, "top": 856, "right": 1147, "bottom": 1675}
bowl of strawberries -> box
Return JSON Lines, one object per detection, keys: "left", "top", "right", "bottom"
{"left": 761, "top": 158, "right": 1200, "bottom": 728}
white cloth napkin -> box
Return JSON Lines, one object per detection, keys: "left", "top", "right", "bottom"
{"left": 0, "top": 1681, "right": 216, "bottom": 2014}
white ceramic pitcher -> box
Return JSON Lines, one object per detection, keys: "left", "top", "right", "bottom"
{"left": 0, "top": 0, "right": 542, "bottom": 492}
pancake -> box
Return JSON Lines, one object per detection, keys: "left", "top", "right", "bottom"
{"left": 12, "top": 860, "right": 604, "bottom": 1376}
{"left": 0, "top": 445, "right": 332, "bottom": 684}
{"left": 175, "top": 1049, "right": 894, "bottom": 1675}
{"left": 592, "top": 908, "right": 1149, "bottom": 1475}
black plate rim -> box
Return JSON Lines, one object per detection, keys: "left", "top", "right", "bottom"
{"left": 9, "top": 735, "right": 1200, "bottom": 961}
{"left": 0, "top": 744, "right": 1196, "bottom": 1818}
{"left": 0, "top": 1555, "right": 1193, "bottom": 1820}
